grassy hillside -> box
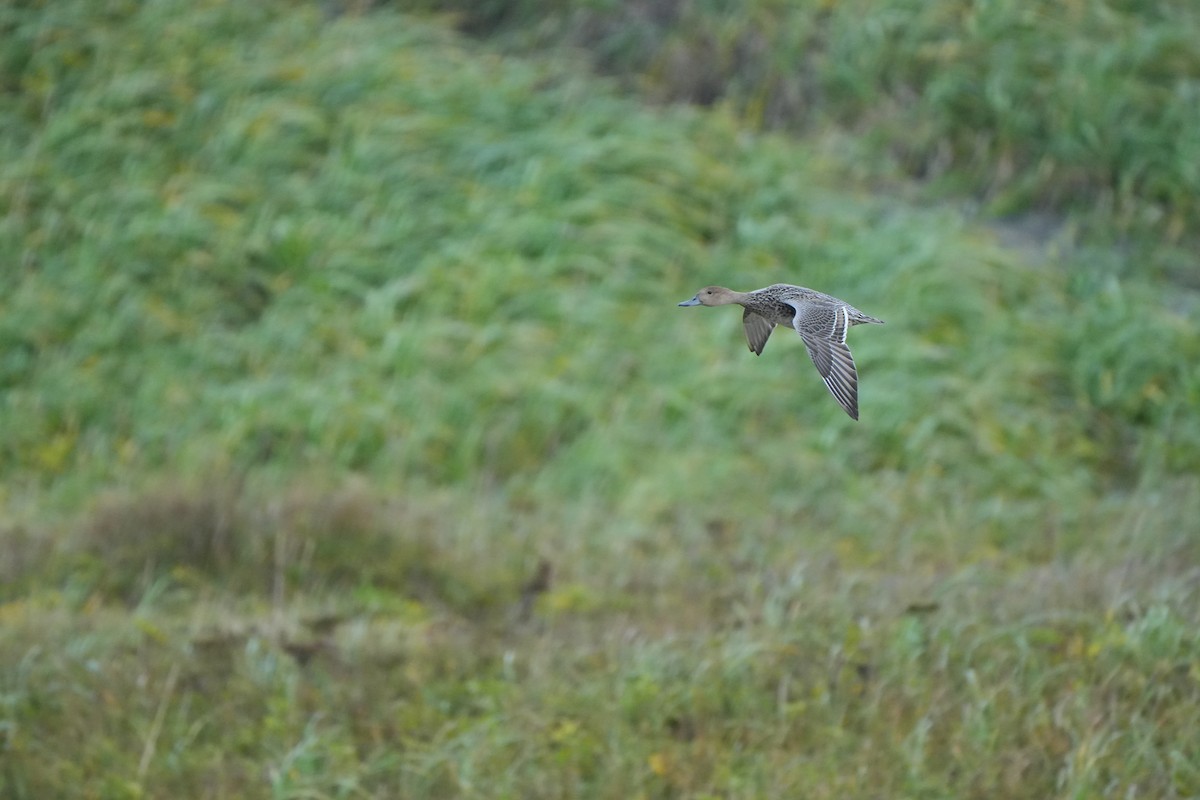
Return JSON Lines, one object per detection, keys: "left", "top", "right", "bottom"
{"left": 2, "top": 1, "right": 1198, "bottom": 797}
{"left": 419, "top": 0, "right": 1200, "bottom": 264}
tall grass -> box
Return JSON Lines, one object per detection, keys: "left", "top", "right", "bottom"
{"left": 1, "top": 1, "right": 1198, "bottom": 796}
{"left": 414, "top": 0, "right": 1200, "bottom": 250}
{"left": 2, "top": 0, "right": 1195, "bottom": 503}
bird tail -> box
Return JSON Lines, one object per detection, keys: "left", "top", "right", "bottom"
{"left": 851, "top": 311, "right": 884, "bottom": 325}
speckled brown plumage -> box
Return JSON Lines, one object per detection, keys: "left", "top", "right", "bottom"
{"left": 678, "top": 284, "right": 884, "bottom": 420}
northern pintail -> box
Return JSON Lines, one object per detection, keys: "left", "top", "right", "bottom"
{"left": 678, "top": 284, "right": 884, "bottom": 420}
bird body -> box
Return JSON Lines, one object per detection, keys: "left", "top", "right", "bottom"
{"left": 678, "top": 284, "right": 883, "bottom": 420}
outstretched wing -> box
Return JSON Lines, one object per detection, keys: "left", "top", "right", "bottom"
{"left": 742, "top": 309, "right": 775, "bottom": 356}
{"left": 783, "top": 300, "right": 861, "bottom": 420}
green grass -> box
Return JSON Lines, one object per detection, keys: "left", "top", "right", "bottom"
{"left": 2, "top": 1, "right": 1199, "bottom": 797}
{"left": 418, "top": 0, "right": 1200, "bottom": 256}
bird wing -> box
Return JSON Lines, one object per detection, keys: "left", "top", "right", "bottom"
{"left": 784, "top": 300, "right": 860, "bottom": 420}
{"left": 742, "top": 309, "right": 775, "bottom": 356}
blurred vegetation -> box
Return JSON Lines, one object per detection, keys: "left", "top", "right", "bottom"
{"left": 414, "top": 0, "right": 1200, "bottom": 259}
{"left": 1, "top": 0, "right": 1198, "bottom": 797}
